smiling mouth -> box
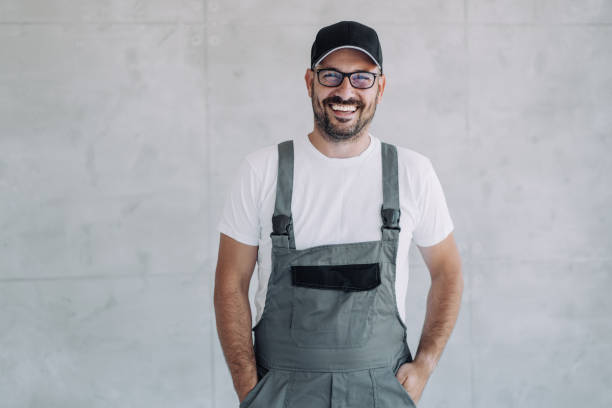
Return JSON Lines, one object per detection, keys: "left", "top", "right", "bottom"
{"left": 328, "top": 103, "right": 359, "bottom": 118}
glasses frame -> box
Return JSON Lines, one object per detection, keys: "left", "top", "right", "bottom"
{"left": 314, "top": 68, "right": 380, "bottom": 89}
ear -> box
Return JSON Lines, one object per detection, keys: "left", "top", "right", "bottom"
{"left": 305, "top": 68, "right": 314, "bottom": 98}
{"left": 376, "top": 74, "right": 386, "bottom": 104}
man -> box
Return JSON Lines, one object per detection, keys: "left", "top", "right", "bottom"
{"left": 214, "top": 20, "right": 463, "bottom": 408}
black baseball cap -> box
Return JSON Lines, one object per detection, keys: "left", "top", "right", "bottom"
{"left": 311, "top": 21, "right": 383, "bottom": 73}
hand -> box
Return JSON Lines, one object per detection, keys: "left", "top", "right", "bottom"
{"left": 395, "top": 360, "right": 430, "bottom": 405}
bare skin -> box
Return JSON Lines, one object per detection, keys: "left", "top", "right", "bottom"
{"left": 395, "top": 233, "right": 464, "bottom": 404}
{"left": 214, "top": 47, "right": 463, "bottom": 406}
{"left": 214, "top": 233, "right": 259, "bottom": 404}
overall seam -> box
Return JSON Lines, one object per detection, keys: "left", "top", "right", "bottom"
{"left": 369, "top": 368, "right": 378, "bottom": 408}
{"left": 282, "top": 371, "right": 295, "bottom": 408}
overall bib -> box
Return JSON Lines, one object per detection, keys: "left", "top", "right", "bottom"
{"left": 239, "top": 139, "right": 417, "bottom": 408}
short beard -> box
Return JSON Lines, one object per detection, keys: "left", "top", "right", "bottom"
{"left": 311, "top": 82, "right": 378, "bottom": 143}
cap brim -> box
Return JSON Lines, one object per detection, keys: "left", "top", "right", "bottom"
{"left": 312, "top": 45, "right": 381, "bottom": 70}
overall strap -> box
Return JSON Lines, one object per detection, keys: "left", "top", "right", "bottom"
{"left": 270, "top": 140, "right": 296, "bottom": 249}
{"left": 380, "top": 142, "right": 401, "bottom": 234}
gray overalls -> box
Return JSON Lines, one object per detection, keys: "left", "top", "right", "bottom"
{"left": 239, "top": 139, "right": 417, "bottom": 408}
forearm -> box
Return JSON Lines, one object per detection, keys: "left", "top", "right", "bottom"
{"left": 413, "top": 267, "right": 464, "bottom": 375}
{"left": 214, "top": 283, "right": 257, "bottom": 400}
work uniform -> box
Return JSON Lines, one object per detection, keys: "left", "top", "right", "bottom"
{"left": 238, "top": 139, "right": 417, "bottom": 408}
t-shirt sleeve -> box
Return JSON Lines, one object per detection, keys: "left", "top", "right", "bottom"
{"left": 412, "top": 159, "right": 455, "bottom": 247}
{"left": 216, "top": 157, "right": 261, "bottom": 246}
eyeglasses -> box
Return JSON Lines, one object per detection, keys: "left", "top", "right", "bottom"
{"left": 315, "top": 68, "right": 379, "bottom": 89}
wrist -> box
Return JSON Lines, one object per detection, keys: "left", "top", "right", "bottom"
{"left": 234, "top": 364, "right": 258, "bottom": 397}
{"left": 237, "top": 374, "right": 258, "bottom": 402}
{"left": 413, "top": 353, "right": 437, "bottom": 376}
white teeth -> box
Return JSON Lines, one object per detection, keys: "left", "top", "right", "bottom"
{"left": 330, "top": 104, "right": 357, "bottom": 112}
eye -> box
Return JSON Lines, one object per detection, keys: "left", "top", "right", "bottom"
{"left": 354, "top": 73, "right": 371, "bottom": 80}
{"left": 322, "top": 71, "right": 341, "bottom": 79}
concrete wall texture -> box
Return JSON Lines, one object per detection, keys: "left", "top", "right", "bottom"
{"left": 0, "top": 1, "right": 610, "bottom": 407}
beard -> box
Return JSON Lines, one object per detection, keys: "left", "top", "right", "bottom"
{"left": 311, "top": 82, "right": 379, "bottom": 143}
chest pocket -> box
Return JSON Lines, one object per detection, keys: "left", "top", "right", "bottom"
{"left": 289, "top": 262, "right": 381, "bottom": 348}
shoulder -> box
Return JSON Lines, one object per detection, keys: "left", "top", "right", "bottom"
{"left": 241, "top": 140, "right": 286, "bottom": 182}
{"left": 392, "top": 144, "right": 434, "bottom": 181}
{"left": 244, "top": 142, "right": 277, "bottom": 165}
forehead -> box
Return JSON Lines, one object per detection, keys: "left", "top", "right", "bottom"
{"left": 316, "top": 48, "right": 378, "bottom": 71}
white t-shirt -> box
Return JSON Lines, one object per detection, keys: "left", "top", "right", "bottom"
{"left": 216, "top": 133, "right": 454, "bottom": 328}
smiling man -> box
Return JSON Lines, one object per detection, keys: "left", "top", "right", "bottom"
{"left": 309, "top": 49, "right": 382, "bottom": 144}
{"left": 214, "top": 21, "right": 463, "bottom": 408}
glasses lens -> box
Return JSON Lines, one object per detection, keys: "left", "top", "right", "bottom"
{"left": 350, "top": 72, "right": 375, "bottom": 89}
{"left": 318, "top": 69, "right": 343, "bottom": 86}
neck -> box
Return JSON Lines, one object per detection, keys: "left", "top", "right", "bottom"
{"left": 308, "top": 126, "right": 372, "bottom": 159}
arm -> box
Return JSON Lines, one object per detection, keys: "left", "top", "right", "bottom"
{"left": 213, "top": 232, "right": 259, "bottom": 403}
{"left": 414, "top": 231, "right": 463, "bottom": 373}
{"left": 396, "top": 231, "right": 464, "bottom": 403}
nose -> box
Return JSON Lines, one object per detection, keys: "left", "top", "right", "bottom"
{"left": 334, "top": 75, "right": 356, "bottom": 99}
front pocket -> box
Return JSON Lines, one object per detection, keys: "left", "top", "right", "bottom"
{"left": 238, "top": 368, "right": 273, "bottom": 408}
{"left": 289, "top": 262, "right": 381, "bottom": 348}
{"left": 291, "top": 263, "right": 381, "bottom": 291}
{"left": 382, "top": 367, "right": 417, "bottom": 407}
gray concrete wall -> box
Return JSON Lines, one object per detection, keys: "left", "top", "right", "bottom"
{"left": 1, "top": 1, "right": 610, "bottom": 407}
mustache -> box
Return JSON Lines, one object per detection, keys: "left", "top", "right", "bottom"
{"left": 323, "top": 97, "right": 362, "bottom": 108}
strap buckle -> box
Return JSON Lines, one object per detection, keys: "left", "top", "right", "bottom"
{"left": 381, "top": 207, "right": 401, "bottom": 231}
{"left": 271, "top": 214, "right": 292, "bottom": 236}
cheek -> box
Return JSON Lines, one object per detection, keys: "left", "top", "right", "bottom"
{"left": 313, "top": 87, "right": 332, "bottom": 104}
{"left": 315, "top": 95, "right": 329, "bottom": 108}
